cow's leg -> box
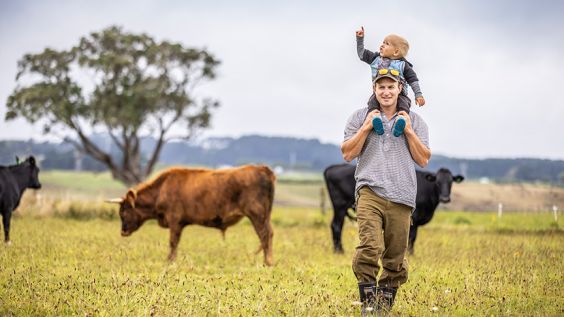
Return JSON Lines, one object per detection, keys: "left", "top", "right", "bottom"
{"left": 249, "top": 216, "right": 274, "bottom": 266}
{"left": 408, "top": 225, "right": 417, "bottom": 255}
{"left": 167, "top": 225, "right": 183, "bottom": 261}
{"left": 331, "top": 208, "right": 346, "bottom": 253}
{"left": 2, "top": 211, "right": 11, "bottom": 244}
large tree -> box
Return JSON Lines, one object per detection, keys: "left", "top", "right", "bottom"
{"left": 6, "top": 26, "right": 220, "bottom": 185}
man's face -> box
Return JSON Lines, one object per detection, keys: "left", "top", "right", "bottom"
{"left": 374, "top": 78, "right": 402, "bottom": 108}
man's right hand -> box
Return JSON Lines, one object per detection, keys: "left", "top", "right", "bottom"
{"left": 356, "top": 26, "right": 365, "bottom": 37}
{"left": 362, "top": 109, "right": 380, "bottom": 132}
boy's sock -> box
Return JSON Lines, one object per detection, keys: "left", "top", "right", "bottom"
{"left": 392, "top": 117, "right": 406, "bottom": 137}
{"left": 372, "top": 115, "right": 384, "bottom": 135}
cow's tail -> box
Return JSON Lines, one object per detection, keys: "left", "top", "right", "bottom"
{"left": 261, "top": 166, "right": 276, "bottom": 218}
{"left": 259, "top": 165, "right": 276, "bottom": 265}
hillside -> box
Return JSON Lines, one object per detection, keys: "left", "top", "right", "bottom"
{"left": 1, "top": 135, "right": 563, "bottom": 184}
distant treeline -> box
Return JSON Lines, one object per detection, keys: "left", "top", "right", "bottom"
{"left": 1, "top": 135, "right": 563, "bottom": 185}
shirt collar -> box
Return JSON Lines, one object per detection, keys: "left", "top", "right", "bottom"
{"left": 381, "top": 111, "right": 399, "bottom": 122}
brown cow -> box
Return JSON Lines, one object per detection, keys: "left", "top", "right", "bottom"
{"left": 107, "top": 165, "right": 275, "bottom": 266}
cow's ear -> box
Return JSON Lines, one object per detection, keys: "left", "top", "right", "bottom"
{"left": 125, "top": 189, "right": 137, "bottom": 208}
{"left": 15, "top": 156, "right": 20, "bottom": 164}
{"left": 425, "top": 174, "right": 437, "bottom": 182}
{"left": 453, "top": 175, "right": 465, "bottom": 183}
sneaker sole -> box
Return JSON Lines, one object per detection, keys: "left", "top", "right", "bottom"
{"left": 392, "top": 118, "right": 406, "bottom": 137}
{"left": 372, "top": 117, "right": 384, "bottom": 135}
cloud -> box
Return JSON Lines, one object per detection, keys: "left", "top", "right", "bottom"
{"left": 1, "top": 0, "right": 563, "bottom": 159}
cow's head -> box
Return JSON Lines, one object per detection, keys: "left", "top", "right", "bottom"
{"left": 106, "top": 189, "right": 142, "bottom": 237}
{"left": 425, "top": 168, "right": 464, "bottom": 203}
{"left": 23, "top": 156, "right": 42, "bottom": 189}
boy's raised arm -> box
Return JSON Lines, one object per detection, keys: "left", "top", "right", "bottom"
{"left": 356, "top": 26, "right": 377, "bottom": 64}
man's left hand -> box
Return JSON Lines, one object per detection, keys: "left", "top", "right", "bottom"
{"left": 398, "top": 111, "right": 413, "bottom": 134}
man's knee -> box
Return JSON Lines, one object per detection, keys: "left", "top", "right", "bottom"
{"left": 352, "top": 248, "right": 382, "bottom": 282}
{"left": 382, "top": 256, "right": 409, "bottom": 273}
{"left": 356, "top": 245, "right": 383, "bottom": 261}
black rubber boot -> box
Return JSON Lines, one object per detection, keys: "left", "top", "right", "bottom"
{"left": 358, "top": 282, "right": 377, "bottom": 316}
{"left": 376, "top": 286, "right": 398, "bottom": 314}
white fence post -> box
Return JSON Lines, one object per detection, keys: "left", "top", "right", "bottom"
{"left": 498, "top": 203, "right": 503, "bottom": 219}
{"left": 553, "top": 205, "right": 558, "bottom": 222}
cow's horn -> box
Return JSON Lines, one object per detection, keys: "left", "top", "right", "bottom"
{"left": 104, "top": 198, "right": 123, "bottom": 204}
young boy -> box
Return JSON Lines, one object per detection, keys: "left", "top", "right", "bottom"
{"left": 356, "top": 26, "right": 425, "bottom": 137}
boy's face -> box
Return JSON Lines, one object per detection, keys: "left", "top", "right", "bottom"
{"left": 374, "top": 78, "right": 402, "bottom": 108}
{"left": 379, "top": 37, "right": 399, "bottom": 59}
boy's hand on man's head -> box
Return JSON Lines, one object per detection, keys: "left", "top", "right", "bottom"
{"left": 356, "top": 26, "right": 365, "bottom": 37}
{"left": 416, "top": 96, "right": 426, "bottom": 106}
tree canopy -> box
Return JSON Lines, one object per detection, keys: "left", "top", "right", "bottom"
{"left": 6, "top": 26, "right": 220, "bottom": 185}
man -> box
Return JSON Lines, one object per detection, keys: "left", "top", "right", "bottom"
{"left": 341, "top": 68, "right": 431, "bottom": 315}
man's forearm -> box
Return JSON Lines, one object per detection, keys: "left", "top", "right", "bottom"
{"left": 341, "top": 128, "right": 370, "bottom": 162}
{"left": 404, "top": 129, "right": 431, "bottom": 167}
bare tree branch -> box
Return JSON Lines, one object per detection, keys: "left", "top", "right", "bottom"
{"left": 144, "top": 117, "right": 167, "bottom": 177}
{"left": 105, "top": 123, "right": 125, "bottom": 151}
{"left": 72, "top": 124, "right": 117, "bottom": 171}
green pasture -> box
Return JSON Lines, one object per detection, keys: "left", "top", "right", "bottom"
{"left": 1, "top": 170, "right": 563, "bottom": 316}
{"left": 31, "top": 170, "right": 328, "bottom": 208}
{"left": 1, "top": 207, "right": 562, "bottom": 316}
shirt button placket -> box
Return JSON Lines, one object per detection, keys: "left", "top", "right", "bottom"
{"left": 383, "top": 122, "right": 391, "bottom": 151}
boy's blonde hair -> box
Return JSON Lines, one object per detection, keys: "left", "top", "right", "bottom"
{"left": 386, "top": 34, "right": 409, "bottom": 58}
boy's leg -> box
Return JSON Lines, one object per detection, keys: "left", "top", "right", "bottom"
{"left": 367, "top": 94, "right": 385, "bottom": 135}
{"left": 392, "top": 95, "right": 411, "bottom": 137}
{"left": 367, "top": 93, "right": 381, "bottom": 111}
{"left": 397, "top": 94, "right": 411, "bottom": 114}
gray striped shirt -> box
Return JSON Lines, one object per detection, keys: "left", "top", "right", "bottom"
{"left": 344, "top": 108, "right": 430, "bottom": 208}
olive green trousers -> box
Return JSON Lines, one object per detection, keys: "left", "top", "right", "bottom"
{"left": 352, "top": 187, "right": 412, "bottom": 288}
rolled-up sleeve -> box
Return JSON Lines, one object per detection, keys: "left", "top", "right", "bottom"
{"left": 344, "top": 110, "right": 363, "bottom": 142}
{"left": 411, "top": 113, "right": 430, "bottom": 149}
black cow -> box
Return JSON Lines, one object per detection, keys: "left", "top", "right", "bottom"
{"left": 0, "top": 156, "right": 42, "bottom": 244}
{"left": 324, "top": 164, "right": 463, "bottom": 254}
{"left": 323, "top": 163, "right": 356, "bottom": 253}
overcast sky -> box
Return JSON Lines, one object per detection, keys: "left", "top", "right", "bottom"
{"left": 1, "top": 0, "right": 563, "bottom": 159}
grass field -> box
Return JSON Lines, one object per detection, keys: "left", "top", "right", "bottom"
{"left": 33, "top": 170, "right": 564, "bottom": 211}
{"left": 1, "top": 170, "right": 563, "bottom": 316}
{"left": 1, "top": 208, "right": 562, "bottom": 316}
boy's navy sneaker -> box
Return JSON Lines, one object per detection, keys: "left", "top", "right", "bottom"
{"left": 392, "top": 117, "right": 406, "bottom": 137}
{"left": 372, "top": 116, "right": 384, "bottom": 135}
